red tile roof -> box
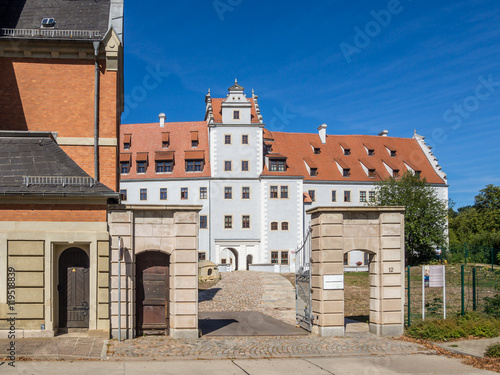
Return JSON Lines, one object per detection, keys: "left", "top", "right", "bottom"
{"left": 261, "top": 131, "right": 446, "bottom": 184}
{"left": 120, "top": 122, "right": 445, "bottom": 185}
{"left": 120, "top": 121, "right": 211, "bottom": 179}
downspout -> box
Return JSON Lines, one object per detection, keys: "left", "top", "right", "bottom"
{"left": 93, "top": 40, "right": 100, "bottom": 181}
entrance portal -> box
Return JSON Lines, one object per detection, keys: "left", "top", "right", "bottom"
{"left": 58, "top": 247, "right": 90, "bottom": 329}
{"left": 136, "top": 251, "right": 170, "bottom": 335}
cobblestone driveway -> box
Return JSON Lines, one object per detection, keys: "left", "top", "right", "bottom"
{"left": 109, "top": 335, "right": 431, "bottom": 360}
{"left": 199, "top": 271, "right": 295, "bottom": 324}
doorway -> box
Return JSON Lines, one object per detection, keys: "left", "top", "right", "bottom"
{"left": 58, "top": 247, "right": 90, "bottom": 330}
{"left": 136, "top": 251, "right": 170, "bottom": 335}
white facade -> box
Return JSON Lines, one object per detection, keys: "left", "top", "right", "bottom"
{"left": 120, "top": 82, "right": 448, "bottom": 272}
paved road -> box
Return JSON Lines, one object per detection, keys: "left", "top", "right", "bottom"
{"left": 4, "top": 355, "right": 497, "bottom": 374}
{"left": 199, "top": 311, "right": 307, "bottom": 336}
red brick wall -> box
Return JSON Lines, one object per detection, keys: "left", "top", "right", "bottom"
{"left": 0, "top": 57, "right": 120, "bottom": 190}
{"left": 0, "top": 204, "right": 107, "bottom": 222}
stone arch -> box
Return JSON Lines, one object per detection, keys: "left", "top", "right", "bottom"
{"left": 135, "top": 250, "right": 170, "bottom": 336}
{"left": 222, "top": 247, "right": 239, "bottom": 270}
{"left": 308, "top": 207, "right": 405, "bottom": 337}
{"left": 58, "top": 247, "right": 90, "bottom": 331}
{"left": 246, "top": 254, "right": 253, "bottom": 270}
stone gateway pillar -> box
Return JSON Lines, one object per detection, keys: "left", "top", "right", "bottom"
{"left": 307, "top": 207, "right": 405, "bottom": 337}
{"left": 108, "top": 204, "right": 202, "bottom": 339}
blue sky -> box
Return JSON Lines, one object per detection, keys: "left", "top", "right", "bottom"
{"left": 122, "top": 0, "right": 500, "bottom": 208}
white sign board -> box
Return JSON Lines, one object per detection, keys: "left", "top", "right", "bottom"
{"left": 324, "top": 275, "right": 344, "bottom": 290}
{"left": 429, "top": 265, "right": 445, "bottom": 287}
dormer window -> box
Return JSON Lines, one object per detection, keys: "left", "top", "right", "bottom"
{"left": 393, "top": 169, "right": 400, "bottom": 178}
{"left": 41, "top": 18, "right": 55, "bottom": 28}
{"left": 162, "top": 132, "right": 170, "bottom": 148}
{"left": 191, "top": 131, "right": 199, "bottom": 148}
{"left": 368, "top": 169, "right": 376, "bottom": 178}
{"left": 269, "top": 157, "right": 287, "bottom": 171}
{"left": 344, "top": 148, "right": 351, "bottom": 156}
{"left": 185, "top": 151, "right": 204, "bottom": 172}
{"left": 233, "top": 110, "right": 240, "bottom": 120}
{"left": 136, "top": 153, "right": 148, "bottom": 173}
{"left": 368, "top": 149, "right": 375, "bottom": 156}
{"left": 415, "top": 170, "right": 421, "bottom": 177}
{"left": 390, "top": 150, "right": 397, "bottom": 157}
{"left": 123, "top": 134, "right": 131, "bottom": 150}
{"left": 343, "top": 168, "right": 350, "bottom": 177}
{"left": 313, "top": 148, "right": 321, "bottom": 154}
{"left": 310, "top": 168, "right": 318, "bottom": 176}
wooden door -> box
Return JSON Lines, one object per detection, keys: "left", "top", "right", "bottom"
{"left": 136, "top": 252, "right": 170, "bottom": 335}
{"left": 59, "top": 248, "right": 90, "bottom": 329}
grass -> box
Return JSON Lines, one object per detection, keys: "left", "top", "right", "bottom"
{"left": 344, "top": 271, "right": 370, "bottom": 322}
{"left": 485, "top": 342, "right": 500, "bottom": 358}
{"left": 405, "top": 313, "right": 500, "bottom": 341}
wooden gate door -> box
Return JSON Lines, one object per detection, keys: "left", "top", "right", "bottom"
{"left": 59, "top": 248, "right": 90, "bottom": 329}
{"left": 136, "top": 251, "right": 170, "bottom": 335}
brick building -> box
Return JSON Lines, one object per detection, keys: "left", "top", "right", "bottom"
{"left": 0, "top": 0, "right": 123, "bottom": 338}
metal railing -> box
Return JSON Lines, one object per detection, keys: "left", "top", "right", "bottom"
{"left": 23, "top": 176, "right": 95, "bottom": 187}
{"left": 1, "top": 28, "right": 101, "bottom": 39}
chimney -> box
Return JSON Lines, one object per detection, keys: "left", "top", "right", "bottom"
{"left": 318, "top": 123, "right": 327, "bottom": 144}
{"left": 378, "top": 129, "right": 389, "bottom": 137}
{"left": 159, "top": 113, "right": 166, "bottom": 127}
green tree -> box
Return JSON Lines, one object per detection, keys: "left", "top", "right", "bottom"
{"left": 474, "top": 184, "right": 500, "bottom": 211}
{"left": 373, "top": 172, "right": 447, "bottom": 265}
{"left": 449, "top": 184, "right": 500, "bottom": 247}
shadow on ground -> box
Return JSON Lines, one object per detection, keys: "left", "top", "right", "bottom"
{"left": 199, "top": 311, "right": 308, "bottom": 336}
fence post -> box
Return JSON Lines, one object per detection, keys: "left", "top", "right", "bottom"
{"left": 461, "top": 264, "right": 465, "bottom": 316}
{"left": 407, "top": 265, "right": 411, "bottom": 327}
{"left": 472, "top": 267, "right": 476, "bottom": 311}
{"left": 492, "top": 247, "right": 494, "bottom": 272}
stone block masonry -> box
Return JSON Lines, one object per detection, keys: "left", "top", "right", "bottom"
{"left": 108, "top": 204, "right": 202, "bottom": 339}
{"left": 307, "top": 207, "right": 405, "bottom": 337}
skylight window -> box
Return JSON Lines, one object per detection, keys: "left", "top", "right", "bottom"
{"left": 41, "top": 18, "right": 55, "bottom": 28}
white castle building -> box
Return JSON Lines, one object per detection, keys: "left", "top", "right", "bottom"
{"left": 119, "top": 81, "right": 448, "bottom": 271}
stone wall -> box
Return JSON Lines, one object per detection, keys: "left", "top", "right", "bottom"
{"left": 307, "top": 207, "right": 405, "bottom": 337}
{"left": 108, "top": 204, "right": 201, "bottom": 339}
{"left": 0, "top": 219, "right": 110, "bottom": 338}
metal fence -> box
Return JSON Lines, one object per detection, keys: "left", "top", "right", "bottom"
{"left": 443, "top": 243, "right": 499, "bottom": 270}
{"left": 405, "top": 264, "right": 500, "bottom": 326}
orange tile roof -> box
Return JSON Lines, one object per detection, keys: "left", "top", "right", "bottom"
{"left": 120, "top": 121, "right": 211, "bottom": 180}
{"left": 210, "top": 98, "right": 261, "bottom": 123}
{"left": 262, "top": 131, "right": 446, "bottom": 184}
{"left": 120, "top": 121, "right": 445, "bottom": 185}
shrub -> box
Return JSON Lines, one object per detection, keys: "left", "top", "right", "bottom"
{"left": 406, "top": 313, "right": 500, "bottom": 341}
{"left": 484, "top": 294, "right": 500, "bottom": 318}
{"left": 485, "top": 343, "right": 500, "bottom": 358}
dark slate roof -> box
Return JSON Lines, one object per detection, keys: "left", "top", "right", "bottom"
{"left": 0, "top": 132, "right": 118, "bottom": 198}
{"left": 0, "top": 0, "right": 110, "bottom": 34}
